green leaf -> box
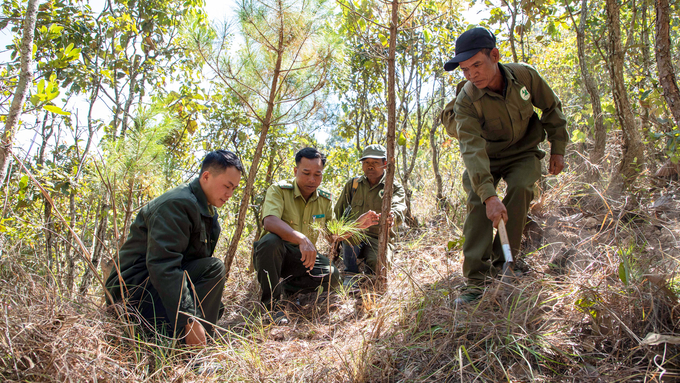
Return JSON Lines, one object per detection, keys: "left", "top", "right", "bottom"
{"left": 68, "top": 48, "right": 81, "bottom": 59}
{"left": 423, "top": 29, "right": 431, "bottom": 43}
{"left": 378, "top": 33, "right": 388, "bottom": 47}
{"left": 29, "top": 95, "right": 41, "bottom": 106}
{"left": 19, "top": 175, "right": 28, "bottom": 189}
{"left": 398, "top": 132, "right": 406, "bottom": 146}
{"left": 640, "top": 89, "right": 652, "bottom": 101}
{"left": 618, "top": 262, "right": 628, "bottom": 286}
{"left": 43, "top": 105, "right": 71, "bottom": 115}
{"left": 571, "top": 129, "right": 586, "bottom": 143}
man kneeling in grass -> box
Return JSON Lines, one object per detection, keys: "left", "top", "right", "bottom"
{"left": 106, "top": 150, "right": 243, "bottom": 346}
{"left": 252, "top": 147, "right": 378, "bottom": 324}
{"left": 334, "top": 144, "right": 406, "bottom": 288}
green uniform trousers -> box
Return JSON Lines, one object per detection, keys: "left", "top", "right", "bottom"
{"left": 128, "top": 257, "right": 226, "bottom": 337}
{"left": 462, "top": 152, "right": 542, "bottom": 285}
{"left": 253, "top": 233, "right": 340, "bottom": 309}
{"left": 342, "top": 236, "right": 393, "bottom": 275}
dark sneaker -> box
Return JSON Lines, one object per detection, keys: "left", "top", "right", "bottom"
{"left": 453, "top": 288, "right": 483, "bottom": 306}
{"left": 270, "top": 310, "right": 289, "bottom": 325}
{"left": 343, "top": 275, "right": 361, "bottom": 290}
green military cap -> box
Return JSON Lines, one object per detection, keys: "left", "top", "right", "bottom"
{"left": 360, "top": 144, "right": 387, "bottom": 160}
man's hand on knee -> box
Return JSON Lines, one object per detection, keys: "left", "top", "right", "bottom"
{"left": 484, "top": 196, "right": 508, "bottom": 228}
{"left": 294, "top": 232, "right": 317, "bottom": 270}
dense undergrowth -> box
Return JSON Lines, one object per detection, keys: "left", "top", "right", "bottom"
{"left": 1, "top": 172, "right": 679, "bottom": 382}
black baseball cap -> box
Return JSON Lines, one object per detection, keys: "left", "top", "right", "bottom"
{"left": 444, "top": 27, "right": 496, "bottom": 71}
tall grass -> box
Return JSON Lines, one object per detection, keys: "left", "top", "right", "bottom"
{"left": 1, "top": 174, "right": 679, "bottom": 381}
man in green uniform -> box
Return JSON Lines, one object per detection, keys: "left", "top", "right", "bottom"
{"left": 442, "top": 27, "right": 568, "bottom": 304}
{"left": 253, "top": 148, "right": 379, "bottom": 322}
{"left": 252, "top": 147, "right": 340, "bottom": 320}
{"left": 334, "top": 144, "right": 406, "bottom": 286}
{"left": 105, "top": 150, "right": 243, "bottom": 346}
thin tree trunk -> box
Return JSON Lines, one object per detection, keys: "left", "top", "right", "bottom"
{"left": 432, "top": 77, "right": 449, "bottom": 210}
{"left": 65, "top": 191, "right": 77, "bottom": 295}
{"left": 118, "top": 178, "right": 135, "bottom": 250}
{"left": 80, "top": 197, "right": 109, "bottom": 295}
{"left": 606, "top": 0, "right": 646, "bottom": 193}
{"left": 640, "top": 0, "right": 652, "bottom": 146}
{"left": 248, "top": 147, "right": 277, "bottom": 273}
{"left": 402, "top": 76, "right": 423, "bottom": 228}
{"left": 119, "top": 55, "right": 140, "bottom": 138}
{"left": 0, "top": 0, "right": 39, "bottom": 190}
{"left": 377, "top": 0, "right": 400, "bottom": 290}
{"left": 655, "top": 0, "right": 680, "bottom": 127}
{"left": 224, "top": 1, "right": 286, "bottom": 278}
{"left": 502, "top": 0, "right": 519, "bottom": 63}
{"left": 573, "top": 0, "right": 606, "bottom": 174}
{"left": 44, "top": 200, "right": 54, "bottom": 270}
{"left": 37, "top": 113, "right": 52, "bottom": 165}
{"left": 67, "top": 80, "right": 99, "bottom": 295}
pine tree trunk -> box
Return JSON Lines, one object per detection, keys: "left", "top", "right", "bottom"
{"left": 0, "top": 0, "right": 39, "bottom": 191}
{"left": 655, "top": 0, "right": 680, "bottom": 128}
{"left": 605, "top": 0, "right": 645, "bottom": 193}
{"left": 377, "top": 0, "right": 400, "bottom": 290}
{"left": 224, "top": 1, "right": 286, "bottom": 279}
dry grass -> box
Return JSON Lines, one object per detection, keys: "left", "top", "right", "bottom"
{"left": 1, "top": 173, "right": 680, "bottom": 382}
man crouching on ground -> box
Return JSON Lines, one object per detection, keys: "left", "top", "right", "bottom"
{"left": 252, "top": 147, "right": 378, "bottom": 324}
{"left": 333, "top": 144, "right": 406, "bottom": 288}
{"left": 106, "top": 150, "right": 243, "bottom": 346}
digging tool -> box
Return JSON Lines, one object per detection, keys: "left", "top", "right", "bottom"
{"left": 498, "top": 218, "right": 515, "bottom": 283}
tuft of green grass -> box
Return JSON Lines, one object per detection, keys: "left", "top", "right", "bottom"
{"left": 314, "top": 216, "right": 369, "bottom": 243}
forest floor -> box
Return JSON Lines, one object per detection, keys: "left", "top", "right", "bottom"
{"left": 1, "top": 173, "right": 680, "bottom": 382}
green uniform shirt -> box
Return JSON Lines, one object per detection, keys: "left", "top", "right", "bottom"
{"left": 453, "top": 62, "right": 569, "bottom": 203}
{"left": 105, "top": 178, "right": 220, "bottom": 328}
{"left": 333, "top": 173, "right": 406, "bottom": 240}
{"left": 260, "top": 179, "right": 332, "bottom": 246}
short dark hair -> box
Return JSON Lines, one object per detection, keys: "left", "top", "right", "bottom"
{"left": 295, "top": 147, "right": 326, "bottom": 166}
{"left": 200, "top": 150, "right": 244, "bottom": 175}
{"left": 480, "top": 48, "right": 492, "bottom": 57}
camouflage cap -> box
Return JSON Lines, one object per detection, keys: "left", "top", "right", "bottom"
{"left": 359, "top": 144, "right": 387, "bottom": 161}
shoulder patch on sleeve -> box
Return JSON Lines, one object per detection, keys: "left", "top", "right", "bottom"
{"left": 318, "top": 188, "right": 331, "bottom": 200}
{"left": 276, "top": 180, "right": 294, "bottom": 190}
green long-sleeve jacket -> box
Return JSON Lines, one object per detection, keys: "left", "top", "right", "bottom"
{"left": 333, "top": 173, "right": 406, "bottom": 242}
{"left": 105, "top": 178, "right": 220, "bottom": 329}
{"left": 453, "top": 62, "right": 569, "bottom": 203}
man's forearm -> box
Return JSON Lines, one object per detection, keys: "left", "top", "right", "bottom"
{"left": 263, "top": 215, "right": 304, "bottom": 244}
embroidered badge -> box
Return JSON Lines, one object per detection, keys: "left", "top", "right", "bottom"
{"left": 379, "top": 190, "right": 384, "bottom": 198}
{"left": 520, "top": 86, "right": 531, "bottom": 101}
{"left": 312, "top": 214, "right": 325, "bottom": 223}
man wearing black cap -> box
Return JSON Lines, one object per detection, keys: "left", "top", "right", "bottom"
{"left": 441, "top": 27, "right": 569, "bottom": 304}
{"left": 334, "top": 144, "right": 406, "bottom": 288}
